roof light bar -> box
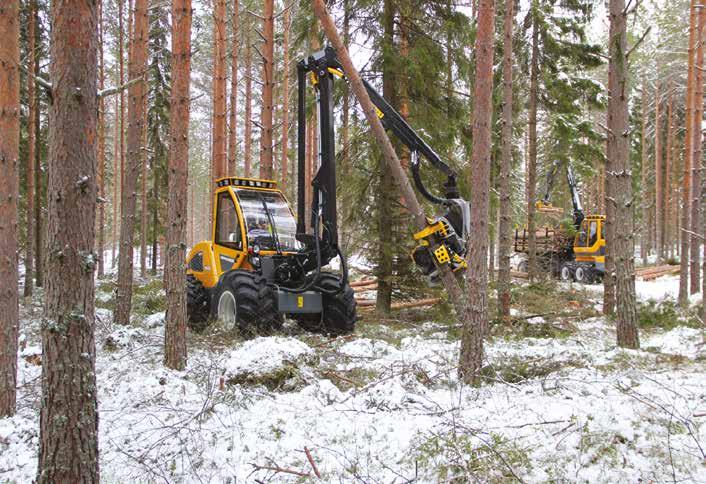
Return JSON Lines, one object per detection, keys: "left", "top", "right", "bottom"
{"left": 215, "top": 177, "right": 278, "bottom": 189}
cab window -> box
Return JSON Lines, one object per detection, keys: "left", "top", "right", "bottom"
{"left": 577, "top": 221, "right": 588, "bottom": 247}
{"left": 588, "top": 221, "right": 598, "bottom": 246}
{"left": 215, "top": 192, "right": 242, "bottom": 249}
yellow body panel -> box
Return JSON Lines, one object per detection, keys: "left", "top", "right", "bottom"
{"left": 186, "top": 177, "right": 291, "bottom": 289}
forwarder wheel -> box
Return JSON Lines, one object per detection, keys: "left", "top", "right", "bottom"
{"left": 186, "top": 275, "right": 210, "bottom": 332}
{"left": 560, "top": 263, "right": 574, "bottom": 282}
{"left": 574, "top": 265, "right": 590, "bottom": 284}
{"left": 294, "top": 272, "right": 357, "bottom": 335}
{"left": 212, "top": 270, "right": 283, "bottom": 334}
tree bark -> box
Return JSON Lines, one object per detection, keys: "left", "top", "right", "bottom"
{"left": 654, "top": 81, "right": 663, "bottom": 262}
{"left": 244, "top": 28, "right": 252, "bottom": 177}
{"left": 212, "top": 0, "right": 227, "bottom": 180}
{"left": 259, "top": 0, "right": 274, "bottom": 179}
{"left": 690, "top": 2, "right": 705, "bottom": 294}
{"left": 23, "top": 0, "right": 37, "bottom": 297}
{"left": 680, "top": 0, "right": 697, "bottom": 307}
{"left": 37, "top": 0, "right": 100, "bottom": 479}
{"left": 607, "top": 0, "right": 639, "bottom": 349}
{"left": 461, "top": 0, "right": 495, "bottom": 381}
{"left": 97, "top": 0, "right": 106, "bottom": 277}
{"left": 527, "top": 3, "right": 539, "bottom": 280}
{"left": 33, "top": 5, "right": 43, "bottom": 288}
{"left": 112, "top": 95, "right": 120, "bottom": 268}
{"left": 664, "top": 84, "right": 673, "bottom": 260}
{"left": 310, "top": 0, "right": 477, "bottom": 379}
{"left": 640, "top": 79, "right": 650, "bottom": 265}
{"left": 139, "top": 89, "right": 148, "bottom": 277}
{"left": 228, "top": 0, "right": 239, "bottom": 175}
{"left": 279, "top": 6, "right": 291, "bottom": 191}
{"left": 164, "top": 0, "right": 192, "bottom": 371}
{"left": 0, "top": 0, "right": 20, "bottom": 418}
{"left": 115, "top": 0, "right": 149, "bottom": 326}
{"left": 497, "top": 0, "right": 514, "bottom": 320}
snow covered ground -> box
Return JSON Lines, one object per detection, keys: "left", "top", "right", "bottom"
{"left": 1, "top": 274, "right": 705, "bottom": 483}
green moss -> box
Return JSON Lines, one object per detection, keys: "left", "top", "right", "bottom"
{"left": 227, "top": 363, "right": 302, "bottom": 391}
{"left": 482, "top": 355, "right": 584, "bottom": 384}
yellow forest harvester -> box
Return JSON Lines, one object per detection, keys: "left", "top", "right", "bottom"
{"left": 514, "top": 160, "right": 606, "bottom": 283}
{"left": 184, "top": 47, "right": 470, "bottom": 334}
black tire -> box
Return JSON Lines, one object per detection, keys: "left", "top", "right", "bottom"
{"left": 517, "top": 260, "right": 528, "bottom": 273}
{"left": 294, "top": 272, "right": 357, "bottom": 335}
{"left": 559, "top": 262, "right": 574, "bottom": 282}
{"left": 186, "top": 275, "right": 211, "bottom": 332}
{"left": 574, "top": 265, "right": 589, "bottom": 284}
{"left": 211, "top": 269, "right": 283, "bottom": 334}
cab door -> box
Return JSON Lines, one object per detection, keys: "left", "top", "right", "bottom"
{"left": 212, "top": 189, "right": 247, "bottom": 276}
{"left": 574, "top": 219, "right": 603, "bottom": 263}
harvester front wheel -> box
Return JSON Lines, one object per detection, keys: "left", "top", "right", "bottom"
{"left": 212, "top": 269, "right": 283, "bottom": 335}
{"left": 186, "top": 275, "right": 211, "bottom": 332}
{"left": 294, "top": 272, "right": 357, "bottom": 335}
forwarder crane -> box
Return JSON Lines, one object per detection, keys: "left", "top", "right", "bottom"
{"left": 184, "top": 46, "right": 470, "bottom": 334}
{"left": 515, "top": 159, "right": 606, "bottom": 283}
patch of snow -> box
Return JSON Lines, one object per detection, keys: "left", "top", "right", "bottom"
{"left": 144, "top": 311, "right": 165, "bottom": 328}
{"left": 223, "top": 336, "right": 313, "bottom": 378}
{"left": 644, "top": 327, "right": 705, "bottom": 358}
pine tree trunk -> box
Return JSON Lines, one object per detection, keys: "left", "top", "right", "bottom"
{"left": 212, "top": 0, "right": 227, "bottom": 180}
{"left": 151, "top": 154, "right": 159, "bottom": 275}
{"left": 460, "top": 0, "right": 495, "bottom": 384}
{"left": 97, "top": 0, "right": 106, "bottom": 277}
{"left": 690, "top": 3, "right": 704, "bottom": 294}
{"left": 259, "top": 0, "right": 274, "bottom": 179}
{"left": 115, "top": 0, "right": 149, "bottom": 326}
{"left": 375, "top": 0, "right": 395, "bottom": 317}
{"left": 527, "top": 5, "right": 539, "bottom": 280}
{"left": 244, "top": 29, "right": 252, "bottom": 177}
{"left": 640, "top": 79, "right": 649, "bottom": 265}
{"left": 607, "top": 0, "right": 639, "bottom": 349}
{"left": 23, "top": 0, "right": 37, "bottom": 297}
{"left": 654, "top": 81, "right": 663, "bottom": 262}
{"left": 228, "top": 0, "right": 239, "bottom": 175}
{"left": 680, "top": 0, "right": 697, "bottom": 307}
{"left": 279, "top": 7, "right": 291, "bottom": 191}
{"left": 498, "top": 0, "right": 514, "bottom": 320}
{"left": 112, "top": 96, "right": 120, "bottom": 268}
{"left": 603, "top": 134, "right": 616, "bottom": 315}
{"left": 164, "top": 0, "right": 191, "bottom": 371}
{"left": 139, "top": 91, "right": 148, "bottom": 278}
{"left": 0, "top": 0, "right": 20, "bottom": 418}
{"left": 37, "top": 0, "right": 100, "bottom": 479}
{"left": 664, "top": 84, "right": 674, "bottom": 261}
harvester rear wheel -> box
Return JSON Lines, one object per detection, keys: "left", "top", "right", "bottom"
{"left": 186, "top": 275, "right": 211, "bottom": 332}
{"left": 293, "top": 272, "right": 357, "bottom": 335}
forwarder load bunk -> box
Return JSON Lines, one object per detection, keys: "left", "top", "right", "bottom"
{"left": 513, "top": 225, "right": 574, "bottom": 275}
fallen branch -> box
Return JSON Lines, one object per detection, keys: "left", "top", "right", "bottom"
{"left": 250, "top": 464, "right": 310, "bottom": 478}
{"left": 356, "top": 297, "right": 441, "bottom": 310}
{"left": 304, "top": 447, "right": 322, "bottom": 479}
{"left": 350, "top": 278, "right": 378, "bottom": 288}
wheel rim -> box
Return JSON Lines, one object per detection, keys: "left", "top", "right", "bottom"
{"left": 561, "top": 266, "right": 571, "bottom": 281}
{"left": 217, "top": 290, "right": 237, "bottom": 330}
{"left": 575, "top": 267, "right": 585, "bottom": 282}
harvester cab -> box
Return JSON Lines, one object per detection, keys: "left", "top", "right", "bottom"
{"left": 185, "top": 46, "right": 470, "bottom": 334}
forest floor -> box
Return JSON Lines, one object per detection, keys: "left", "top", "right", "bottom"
{"left": 1, "top": 269, "right": 705, "bottom": 483}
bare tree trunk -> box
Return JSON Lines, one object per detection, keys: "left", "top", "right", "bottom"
{"left": 244, "top": 28, "right": 252, "bottom": 177}
{"left": 164, "top": 0, "right": 192, "bottom": 371}
{"left": 24, "top": 0, "right": 37, "bottom": 297}
{"left": 527, "top": 4, "right": 539, "bottom": 280}
{"left": 228, "top": 0, "right": 239, "bottom": 175}
{"left": 640, "top": 79, "right": 649, "bottom": 265}
{"left": 112, "top": 96, "right": 120, "bottom": 268}
{"left": 311, "top": 0, "right": 476, "bottom": 378}
{"left": 0, "top": 0, "right": 20, "bottom": 418}
{"left": 37, "top": 0, "right": 100, "bottom": 479}
{"left": 462, "top": 0, "right": 495, "bottom": 380}
{"left": 498, "top": 0, "right": 514, "bottom": 320}
{"left": 97, "top": 0, "right": 106, "bottom": 277}
{"left": 690, "top": 3, "right": 704, "bottom": 294}
{"left": 607, "top": 0, "right": 639, "bottom": 349}
{"left": 680, "top": 0, "right": 697, "bottom": 307}
{"left": 664, "top": 84, "right": 673, "bottom": 261}
{"left": 259, "top": 0, "right": 275, "bottom": 179}
{"left": 139, "top": 91, "right": 148, "bottom": 278}
{"left": 279, "top": 6, "right": 291, "bottom": 191}
{"left": 654, "top": 81, "right": 663, "bottom": 262}
{"left": 115, "top": 0, "right": 149, "bottom": 326}
{"left": 212, "top": 0, "right": 227, "bottom": 180}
